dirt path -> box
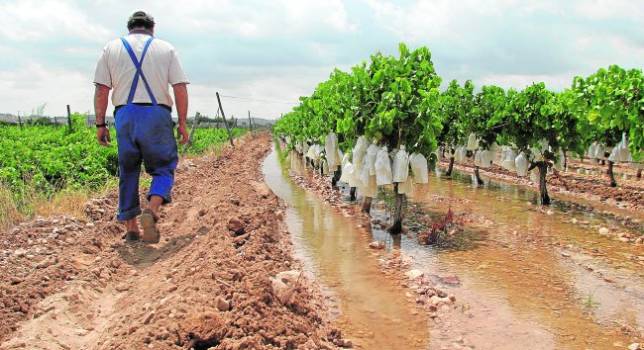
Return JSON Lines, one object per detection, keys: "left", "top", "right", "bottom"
{"left": 0, "top": 134, "right": 343, "bottom": 350}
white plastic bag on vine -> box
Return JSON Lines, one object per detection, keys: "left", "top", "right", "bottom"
{"left": 316, "top": 144, "right": 325, "bottom": 161}
{"left": 340, "top": 162, "right": 352, "bottom": 183}
{"left": 529, "top": 169, "right": 539, "bottom": 183}
{"left": 466, "top": 133, "right": 479, "bottom": 151}
{"left": 392, "top": 146, "right": 410, "bottom": 183}
{"left": 478, "top": 150, "right": 493, "bottom": 169}
{"left": 515, "top": 152, "right": 528, "bottom": 177}
{"left": 351, "top": 164, "right": 364, "bottom": 188}
{"left": 325, "top": 133, "right": 339, "bottom": 170}
{"left": 501, "top": 148, "right": 516, "bottom": 171}
{"left": 360, "top": 173, "right": 377, "bottom": 198}
{"left": 409, "top": 153, "right": 429, "bottom": 184}
{"left": 341, "top": 153, "right": 350, "bottom": 168}
{"left": 617, "top": 133, "right": 631, "bottom": 162}
{"left": 365, "top": 143, "right": 379, "bottom": 176}
{"left": 555, "top": 149, "right": 565, "bottom": 171}
{"left": 586, "top": 143, "right": 595, "bottom": 159}
{"left": 305, "top": 144, "right": 315, "bottom": 160}
{"left": 397, "top": 176, "right": 413, "bottom": 194}
{"left": 353, "top": 136, "right": 368, "bottom": 167}
{"left": 592, "top": 143, "right": 606, "bottom": 160}
{"left": 375, "top": 146, "right": 393, "bottom": 186}
{"left": 359, "top": 159, "right": 371, "bottom": 187}
{"left": 530, "top": 147, "right": 544, "bottom": 162}
{"left": 454, "top": 146, "right": 467, "bottom": 162}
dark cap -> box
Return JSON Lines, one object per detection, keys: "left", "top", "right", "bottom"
{"left": 127, "top": 11, "right": 155, "bottom": 30}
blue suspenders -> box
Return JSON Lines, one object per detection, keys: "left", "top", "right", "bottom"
{"left": 120, "top": 36, "right": 157, "bottom": 106}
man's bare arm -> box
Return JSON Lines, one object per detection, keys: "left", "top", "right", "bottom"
{"left": 173, "top": 83, "right": 189, "bottom": 145}
{"left": 94, "top": 84, "right": 110, "bottom": 125}
{"left": 94, "top": 83, "right": 111, "bottom": 146}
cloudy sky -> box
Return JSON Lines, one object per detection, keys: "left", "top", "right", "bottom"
{"left": 0, "top": 0, "right": 642, "bottom": 119}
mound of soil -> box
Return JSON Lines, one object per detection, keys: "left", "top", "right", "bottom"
{"left": 0, "top": 134, "right": 343, "bottom": 349}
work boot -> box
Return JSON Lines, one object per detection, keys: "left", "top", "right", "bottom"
{"left": 124, "top": 231, "right": 140, "bottom": 242}
{"left": 140, "top": 209, "right": 160, "bottom": 243}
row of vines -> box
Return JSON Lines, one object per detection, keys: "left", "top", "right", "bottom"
{"left": 0, "top": 114, "right": 244, "bottom": 210}
{"left": 273, "top": 43, "right": 643, "bottom": 234}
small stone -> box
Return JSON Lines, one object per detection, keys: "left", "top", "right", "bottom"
{"left": 13, "top": 248, "right": 27, "bottom": 257}
{"left": 405, "top": 269, "right": 424, "bottom": 280}
{"left": 227, "top": 218, "right": 245, "bottom": 236}
{"left": 270, "top": 270, "right": 301, "bottom": 304}
{"left": 598, "top": 227, "right": 609, "bottom": 236}
{"left": 368, "top": 241, "right": 385, "bottom": 250}
{"left": 628, "top": 343, "right": 640, "bottom": 350}
{"left": 144, "top": 312, "right": 155, "bottom": 325}
{"left": 215, "top": 297, "right": 230, "bottom": 312}
{"left": 571, "top": 218, "right": 578, "bottom": 224}
{"left": 439, "top": 275, "right": 460, "bottom": 286}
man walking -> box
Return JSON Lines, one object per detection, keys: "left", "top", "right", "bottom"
{"left": 94, "top": 11, "right": 190, "bottom": 243}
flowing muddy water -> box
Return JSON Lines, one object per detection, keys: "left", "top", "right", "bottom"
{"left": 262, "top": 148, "right": 429, "bottom": 349}
{"left": 377, "top": 170, "right": 644, "bottom": 349}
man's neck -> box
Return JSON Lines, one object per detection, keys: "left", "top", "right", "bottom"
{"left": 129, "top": 28, "right": 153, "bottom": 36}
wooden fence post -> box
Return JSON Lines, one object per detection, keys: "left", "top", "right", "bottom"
{"left": 215, "top": 92, "right": 235, "bottom": 148}
{"left": 66, "top": 104, "right": 73, "bottom": 131}
{"left": 248, "top": 110, "right": 253, "bottom": 133}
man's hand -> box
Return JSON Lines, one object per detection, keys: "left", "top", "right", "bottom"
{"left": 97, "top": 126, "right": 111, "bottom": 146}
{"left": 178, "top": 123, "right": 189, "bottom": 145}
{"left": 94, "top": 83, "right": 110, "bottom": 146}
{"left": 172, "top": 83, "right": 189, "bottom": 145}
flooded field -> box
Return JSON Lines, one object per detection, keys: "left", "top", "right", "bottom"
{"left": 403, "top": 171, "right": 643, "bottom": 349}
{"left": 263, "top": 148, "right": 430, "bottom": 349}
{"left": 264, "top": 147, "right": 643, "bottom": 350}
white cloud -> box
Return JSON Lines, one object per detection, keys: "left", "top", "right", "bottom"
{"left": 573, "top": 0, "right": 644, "bottom": 20}
{"left": 0, "top": 62, "right": 92, "bottom": 115}
{"left": 0, "top": 0, "right": 111, "bottom": 43}
{"left": 0, "top": 0, "right": 640, "bottom": 118}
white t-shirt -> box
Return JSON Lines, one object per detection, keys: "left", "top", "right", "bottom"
{"left": 93, "top": 33, "right": 189, "bottom": 107}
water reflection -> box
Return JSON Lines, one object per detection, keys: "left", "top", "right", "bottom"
{"left": 262, "top": 147, "right": 429, "bottom": 350}
{"left": 407, "top": 170, "right": 644, "bottom": 348}
{"left": 265, "top": 147, "right": 643, "bottom": 349}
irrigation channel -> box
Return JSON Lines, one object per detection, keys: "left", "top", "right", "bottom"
{"left": 263, "top": 145, "right": 643, "bottom": 350}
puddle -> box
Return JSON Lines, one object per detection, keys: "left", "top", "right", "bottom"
{"left": 262, "top": 147, "right": 429, "bottom": 349}
{"left": 401, "top": 170, "right": 644, "bottom": 349}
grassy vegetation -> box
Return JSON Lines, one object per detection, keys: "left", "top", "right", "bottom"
{"left": 0, "top": 114, "right": 245, "bottom": 229}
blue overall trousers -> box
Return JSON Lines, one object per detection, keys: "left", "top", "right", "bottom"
{"left": 115, "top": 36, "right": 178, "bottom": 221}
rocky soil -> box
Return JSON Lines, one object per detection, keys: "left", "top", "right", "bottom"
{"left": 0, "top": 134, "right": 345, "bottom": 350}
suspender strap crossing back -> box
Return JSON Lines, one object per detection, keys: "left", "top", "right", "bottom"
{"left": 120, "top": 37, "right": 157, "bottom": 106}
